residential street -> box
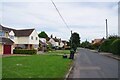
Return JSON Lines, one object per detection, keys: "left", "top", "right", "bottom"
{"left": 68, "top": 48, "right": 119, "bottom": 78}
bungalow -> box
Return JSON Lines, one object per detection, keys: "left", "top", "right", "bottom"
{"left": 0, "top": 24, "right": 39, "bottom": 55}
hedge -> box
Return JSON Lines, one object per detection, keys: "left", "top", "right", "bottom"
{"left": 99, "top": 39, "right": 115, "bottom": 52}
{"left": 13, "top": 49, "right": 37, "bottom": 55}
{"left": 111, "top": 39, "right": 120, "bottom": 55}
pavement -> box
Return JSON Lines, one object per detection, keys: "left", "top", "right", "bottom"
{"left": 68, "top": 48, "right": 119, "bottom": 78}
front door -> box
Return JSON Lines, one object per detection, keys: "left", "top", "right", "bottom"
{"left": 3, "top": 45, "right": 11, "bottom": 54}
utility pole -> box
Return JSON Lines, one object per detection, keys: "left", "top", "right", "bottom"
{"left": 71, "top": 30, "right": 72, "bottom": 49}
{"left": 106, "top": 19, "right": 108, "bottom": 39}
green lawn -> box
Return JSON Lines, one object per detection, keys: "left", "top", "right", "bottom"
{"left": 2, "top": 55, "right": 72, "bottom": 78}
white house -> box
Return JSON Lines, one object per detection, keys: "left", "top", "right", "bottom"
{"left": 0, "top": 24, "right": 39, "bottom": 55}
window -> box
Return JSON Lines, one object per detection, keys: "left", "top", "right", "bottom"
{"left": 31, "top": 36, "right": 33, "bottom": 40}
{"left": 10, "top": 35, "right": 14, "bottom": 39}
{"left": 36, "top": 37, "right": 38, "bottom": 40}
{"left": 0, "top": 31, "right": 5, "bottom": 37}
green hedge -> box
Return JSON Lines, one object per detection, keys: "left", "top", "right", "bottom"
{"left": 13, "top": 49, "right": 37, "bottom": 55}
{"left": 111, "top": 39, "right": 120, "bottom": 55}
{"left": 99, "top": 39, "right": 114, "bottom": 52}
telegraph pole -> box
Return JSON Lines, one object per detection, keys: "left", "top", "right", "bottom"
{"left": 71, "top": 30, "right": 72, "bottom": 49}
{"left": 106, "top": 19, "right": 108, "bottom": 39}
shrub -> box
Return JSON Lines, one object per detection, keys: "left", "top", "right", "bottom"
{"left": 99, "top": 39, "right": 114, "bottom": 52}
{"left": 111, "top": 39, "right": 120, "bottom": 55}
{"left": 13, "top": 49, "right": 37, "bottom": 55}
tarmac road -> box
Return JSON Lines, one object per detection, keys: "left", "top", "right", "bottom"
{"left": 68, "top": 48, "right": 119, "bottom": 79}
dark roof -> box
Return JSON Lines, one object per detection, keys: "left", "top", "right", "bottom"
{"left": 13, "top": 29, "right": 34, "bottom": 37}
{"left": 0, "top": 37, "right": 14, "bottom": 44}
{"left": 53, "top": 38, "right": 60, "bottom": 42}
{"left": 62, "top": 40, "right": 67, "bottom": 43}
{"left": 0, "top": 24, "right": 35, "bottom": 37}
{"left": 0, "top": 24, "right": 15, "bottom": 32}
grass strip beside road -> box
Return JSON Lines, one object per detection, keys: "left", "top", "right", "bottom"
{"left": 2, "top": 54, "right": 72, "bottom": 78}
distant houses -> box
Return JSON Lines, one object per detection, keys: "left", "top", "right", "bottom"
{"left": 91, "top": 38, "right": 105, "bottom": 45}
{"left": 46, "top": 35, "right": 67, "bottom": 49}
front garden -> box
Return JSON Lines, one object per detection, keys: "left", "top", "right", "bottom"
{"left": 2, "top": 51, "right": 72, "bottom": 78}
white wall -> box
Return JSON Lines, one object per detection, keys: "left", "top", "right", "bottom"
{"left": 55, "top": 42, "right": 59, "bottom": 47}
{"left": 40, "top": 38, "right": 46, "bottom": 43}
{"left": 29, "top": 30, "right": 39, "bottom": 44}
{"left": 59, "top": 42, "right": 64, "bottom": 47}
{"left": 17, "top": 37, "right": 29, "bottom": 44}
{"left": 49, "top": 38, "right": 56, "bottom": 46}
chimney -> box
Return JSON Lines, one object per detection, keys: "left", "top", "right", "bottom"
{"left": 51, "top": 34, "right": 53, "bottom": 38}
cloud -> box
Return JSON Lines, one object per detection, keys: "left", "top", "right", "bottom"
{"left": 1, "top": 2, "right": 118, "bottom": 42}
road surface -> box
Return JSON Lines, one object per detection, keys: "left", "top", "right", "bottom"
{"left": 68, "top": 48, "right": 119, "bottom": 79}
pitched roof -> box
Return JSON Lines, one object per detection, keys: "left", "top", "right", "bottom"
{"left": 13, "top": 29, "right": 34, "bottom": 37}
{"left": 53, "top": 38, "right": 60, "bottom": 42}
{"left": 0, "top": 24, "right": 35, "bottom": 37}
{"left": 0, "top": 37, "right": 14, "bottom": 44}
{"left": 92, "top": 38, "right": 104, "bottom": 45}
{"left": 0, "top": 24, "right": 15, "bottom": 32}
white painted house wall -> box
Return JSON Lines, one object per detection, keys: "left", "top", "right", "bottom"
{"left": 59, "top": 42, "right": 64, "bottom": 47}
{"left": 17, "top": 37, "right": 29, "bottom": 44}
{"left": 40, "top": 38, "right": 46, "bottom": 43}
{"left": 49, "top": 38, "right": 56, "bottom": 46}
{"left": 29, "top": 30, "right": 39, "bottom": 44}
{"left": 55, "top": 42, "right": 59, "bottom": 47}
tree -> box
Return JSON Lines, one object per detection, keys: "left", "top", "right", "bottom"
{"left": 38, "top": 31, "right": 48, "bottom": 38}
{"left": 70, "top": 32, "right": 80, "bottom": 51}
{"left": 80, "top": 40, "right": 90, "bottom": 48}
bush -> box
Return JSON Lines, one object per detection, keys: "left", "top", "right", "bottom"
{"left": 99, "top": 39, "right": 114, "bottom": 52}
{"left": 111, "top": 39, "right": 120, "bottom": 55}
{"left": 13, "top": 49, "right": 37, "bottom": 55}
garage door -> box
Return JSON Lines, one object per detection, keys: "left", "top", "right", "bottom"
{"left": 3, "top": 45, "right": 11, "bottom": 54}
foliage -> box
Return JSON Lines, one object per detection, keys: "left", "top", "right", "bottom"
{"left": 111, "top": 39, "right": 120, "bottom": 55}
{"left": 38, "top": 31, "right": 48, "bottom": 38}
{"left": 3, "top": 55, "right": 72, "bottom": 78}
{"left": 70, "top": 32, "right": 80, "bottom": 52}
{"left": 108, "top": 35, "right": 120, "bottom": 40}
{"left": 13, "top": 49, "right": 37, "bottom": 55}
{"left": 99, "top": 35, "right": 120, "bottom": 53}
{"left": 46, "top": 43, "right": 53, "bottom": 51}
{"left": 70, "top": 32, "right": 80, "bottom": 47}
{"left": 80, "top": 40, "right": 91, "bottom": 48}
{"left": 99, "top": 39, "right": 113, "bottom": 52}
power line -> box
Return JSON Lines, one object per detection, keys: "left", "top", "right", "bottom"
{"left": 51, "top": 0, "right": 71, "bottom": 31}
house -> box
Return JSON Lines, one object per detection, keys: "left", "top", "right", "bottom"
{"left": 47, "top": 35, "right": 69, "bottom": 49}
{"left": 61, "top": 40, "right": 68, "bottom": 49}
{"left": 0, "top": 24, "right": 39, "bottom": 55}
{"left": 47, "top": 35, "right": 60, "bottom": 48}
{"left": 0, "top": 25, "right": 14, "bottom": 54}
{"left": 91, "top": 38, "right": 105, "bottom": 45}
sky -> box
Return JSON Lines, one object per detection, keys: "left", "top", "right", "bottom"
{"left": 0, "top": 0, "right": 119, "bottom": 42}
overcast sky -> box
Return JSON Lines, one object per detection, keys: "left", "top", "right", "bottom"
{"left": 0, "top": 0, "right": 119, "bottom": 42}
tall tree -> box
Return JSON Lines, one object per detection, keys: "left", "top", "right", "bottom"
{"left": 38, "top": 31, "right": 48, "bottom": 38}
{"left": 70, "top": 32, "right": 80, "bottom": 51}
